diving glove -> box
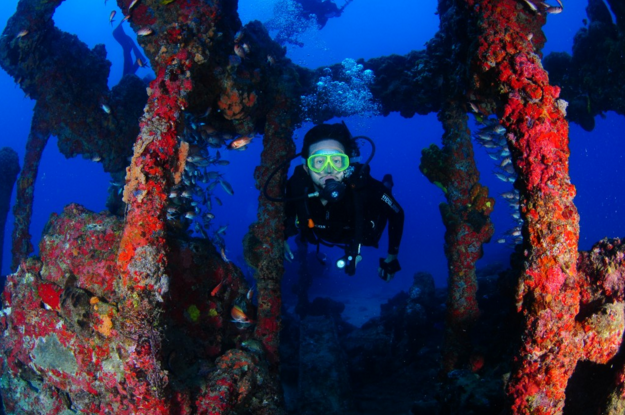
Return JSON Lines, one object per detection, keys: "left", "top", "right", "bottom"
{"left": 378, "top": 257, "right": 401, "bottom": 281}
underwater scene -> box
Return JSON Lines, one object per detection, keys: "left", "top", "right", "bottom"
{"left": 1, "top": 0, "right": 625, "bottom": 413}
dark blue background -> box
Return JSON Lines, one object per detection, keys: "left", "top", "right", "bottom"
{"left": 1, "top": 1, "right": 623, "bottom": 306}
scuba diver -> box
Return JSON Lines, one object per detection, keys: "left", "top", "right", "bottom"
{"left": 112, "top": 21, "right": 148, "bottom": 78}
{"left": 295, "top": 0, "right": 353, "bottom": 29}
{"left": 268, "top": 122, "right": 404, "bottom": 281}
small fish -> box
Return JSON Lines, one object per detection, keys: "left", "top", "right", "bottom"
{"left": 522, "top": 0, "right": 540, "bottom": 13}
{"left": 482, "top": 141, "right": 499, "bottom": 149}
{"left": 15, "top": 29, "right": 28, "bottom": 40}
{"left": 219, "top": 179, "right": 234, "bottom": 196}
{"left": 207, "top": 181, "right": 219, "bottom": 192}
{"left": 101, "top": 104, "right": 111, "bottom": 114}
{"left": 184, "top": 211, "right": 196, "bottom": 220}
{"left": 200, "top": 108, "right": 212, "bottom": 119}
{"left": 497, "top": 238, "right": 507, "bottom": 244}
{"left": 247, "top": 288, "right": 253, "bottom": 301}
{"left": 123, "top": 14, "right": 131, "bottom": 22}
{"left": 211, "top": 280, "right": 223, "bottom": 296}
{"left": 168, "top": 191, "right": 179, "bottom": 198}
{"left": 217, "top": 224, "right": 228, "bottom": 234}
{"left": 499, "top": 157, "right": 512, "bottom": 167}
{"left": 231, "top": 306, "right": 254, "bottom": 324}
{"left": 206, "top": 171, "right": 222, "bottom": 180}
{"left": 220, "top": 247, "right": 230, "bottom": 263}
{"left": 228, "top": 135, "right": 253, "bottom": 150}
{"left": 136, "top": 57, "right": 147, "bottom": 68}
{"left": 92, "top": 155, "right": 102, "bottom": 162}
{"left": 234, "top": 44, "right": 246, "bottom": 59}
{"left": 242, "top": 43, "right": 251, "bottom": 54}
{"left": 216, "top": 160, "right": 230, "bottom": 166}
{"left": 502, "top": 164, "right": 516, "bottom": 174}
{"left": 109, "top": 10, "right": 116, "bottom": 25}
{"left": 267, "top": 55, "right": 276, "bottom": 65}
{"left": 128, "top": 0, "right": 140, "bottom": 10}
{"left": 494, "top": 172, "right": 509, "bottom": 182}
{"left": 137, "top": 27, "right": 153, "bottom": 36}
{"left": 181, "top": 190, "right": 193, "bottom": 198}
{"left": 241, "top": 339, "right": 263, "bottom": 355}
{"left": 203, "top": 212, "right": 215, "bottom": 221}
{"left": 476, "top": 132, "right": 494, "bottom": 141}
{"left": 198, "top": 225, "right": 209, "bottom": 239}
{"left": 161, "top": 0, "right": 176, "bottom": 4}
{"left": 493, "top": 125, "right": 506, "bottom": 135}
{"left": 501, "top": 191, "right": 518, "bottom": 200}
{"left": 234, "top": 30, "right": 244, "bottom": 43}
{"left": 469, "top": 102, "right": 480, "bottom": 113}
{"left": 545, "top": 5, "right": 563, "bottom": 14}
{"left": 214, "top": 196, "right": 222, "bottom": 206}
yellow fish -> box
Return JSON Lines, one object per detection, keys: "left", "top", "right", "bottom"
{"left": 161, "top": 0, "right": 177, "bottom": 4}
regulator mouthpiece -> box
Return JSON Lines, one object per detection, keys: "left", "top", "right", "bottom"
{"left": 320, "top": 179, "right": 346, "bottom": 203}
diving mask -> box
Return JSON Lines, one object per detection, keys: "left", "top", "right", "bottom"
{"left": 307, "top": 150, "right": 350, "bottom": 173}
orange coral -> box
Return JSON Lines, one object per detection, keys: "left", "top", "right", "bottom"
{"left": 217, "top": 84, "right": 258, "bottom": 120}
{"left": 173, "top": 141, "right": 189, "bottom": 185}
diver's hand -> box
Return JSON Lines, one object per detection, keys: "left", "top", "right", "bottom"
{"left": 378, "top": 254, "right": 400, "bottom": 282}
{"left": 284, "top": 241, "right": 295, "bottom": 262}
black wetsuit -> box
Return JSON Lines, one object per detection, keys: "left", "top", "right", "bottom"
{"left": 285, "top": 165, "right": 404, "bottom": 255}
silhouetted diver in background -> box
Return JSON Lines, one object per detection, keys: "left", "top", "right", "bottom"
{"left": 296, "top": 0, "right": 353, "bottom": 28}
{"left": 112, "top": 22, "right": 148, "bottom": 77}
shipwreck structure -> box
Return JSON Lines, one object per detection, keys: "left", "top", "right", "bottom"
{"left": 1, "top": 0, "right": 625, "bottom": 413}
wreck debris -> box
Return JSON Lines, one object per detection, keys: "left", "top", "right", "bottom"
{"left": 0, "top": 147, "right": 19, "bottom": 274}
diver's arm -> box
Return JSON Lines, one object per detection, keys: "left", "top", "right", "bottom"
{"left": 379, "top": 190, "right": 404, "bottom": 255}
{"left": 387, "top": 207, "right": 404, "bottom": 255}
{"left": 380, "top": 195, "right": 403, "bottom": 281}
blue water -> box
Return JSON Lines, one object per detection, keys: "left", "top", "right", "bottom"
{"left": 1, "top": 0, "right": 624, "bottom": 309}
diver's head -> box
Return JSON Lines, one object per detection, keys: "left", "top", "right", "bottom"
{"left": 302, "top": 122, "right": 358, "bottom": 159}
{"left": 304, "top": 139, "right": 350, "bottom": 190}
{"left": 302, "top": 122, "right": 358, "bottom": 191}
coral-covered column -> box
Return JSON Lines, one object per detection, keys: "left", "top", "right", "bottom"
{"left": 420, "top": 101, "right": 495, "bottom": 372}
{"left": 0, "top": 147, "right": 20, "bottom": 274}
{"left": 251, "top": 110, "right": 296, "bottom": 365}
{"left": 251, "top": 97, "right": 296, "bottom": 369}
{"left": 116, "top": 55, "right": 192, "bottom": 412}
{"left": 11, "top": 106, "right": 49, "bottom": 271}
{"left": 467, "top": 0, "right": 580, "bottom": 412}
